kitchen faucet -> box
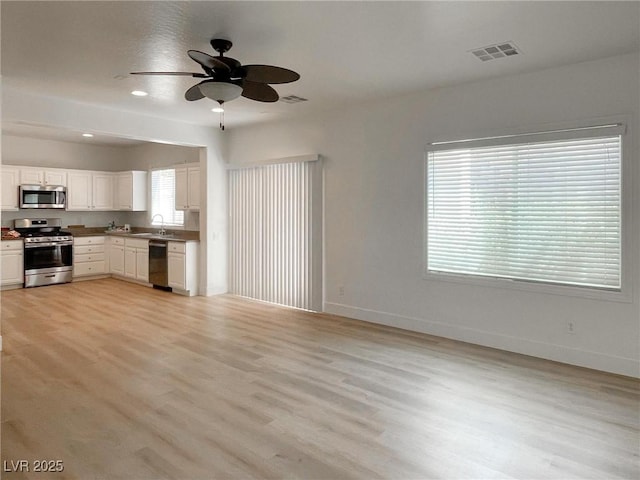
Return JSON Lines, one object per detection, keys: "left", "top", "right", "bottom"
{"left": 151, "top": 214, "right": 166, "bottom": 235}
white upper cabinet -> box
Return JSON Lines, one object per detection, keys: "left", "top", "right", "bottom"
{"left": 1, "top": 166, "right": 21, "bottom": 211}
{"left": 44, "top": 169, "right": 67, "bottom": 186}
{"left": 175, "top": 163, "right": 200, "bottom": 211}
{"left": 67, "top": 170, "right": 114, "bottom": 211}
{"left": 187, "top": 167, "right": 200, "bottom": 210}
{"left": 19, "top": 167, "right": 67, "bottom": 186}
{"left": 115, "top": 171, "right": 147, "bottom": 211}
{"left": 67, "top": 171, "right": 92, "bottom": 210}
{"left": 92, "top": 173, "right": 114, "bottom": 210}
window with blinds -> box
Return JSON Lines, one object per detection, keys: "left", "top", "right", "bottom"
{"left": 151, "top": 168, "right": 184, "bottom": 227}
{"left": 426, "top": 125, "right": 623, "bottom": 290}
{"left": 228, "top": 158, "right": 323, "bottom": 311}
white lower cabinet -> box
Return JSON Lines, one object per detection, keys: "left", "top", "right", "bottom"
{"left": 167, "top": 241, "right": 199, "bottom": 296}
{"left": 1, "top": 240, "right": 24, "bottom": 287}
{"left": 109, "top": 237, "right": 125, "bottom": 275}
{"left": 124, "top": 238, "right": 149, "bottom": 283}
{"left": 73, "top": 236, "right": 107, "bottom": 278}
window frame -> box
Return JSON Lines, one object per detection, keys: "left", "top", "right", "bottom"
{"left": 423, "top": 117, "right": 633, "bottom": 303}
{"left": 149, "top": 167, "right": 184, "bottom": 228}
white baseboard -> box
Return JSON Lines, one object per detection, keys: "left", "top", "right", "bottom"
{"left": 324, "top": 302, "right": 639, "bottom": 378}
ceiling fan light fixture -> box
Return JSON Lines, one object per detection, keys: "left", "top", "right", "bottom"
{"left": 198, "top": 81, "right": 242, "bottom": 103}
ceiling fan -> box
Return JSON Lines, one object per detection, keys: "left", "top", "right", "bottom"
{"left": 131, "top": 38, "right": 300, "bottom": 129}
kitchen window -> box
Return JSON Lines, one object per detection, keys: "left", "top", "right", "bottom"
{"left": 425, "top": 123, "right": 625, "bottom": 293}
{"left": 151, "top": 168, "right": 184, "bottom": 227}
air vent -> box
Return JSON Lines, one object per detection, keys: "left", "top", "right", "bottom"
{"left": 471, "top": 42, "right": 520, "bottom": 62}
{"left": 280, "top": 95, "right": 308, "bottom": 104}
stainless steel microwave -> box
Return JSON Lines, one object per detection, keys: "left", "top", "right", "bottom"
{"left": 19, "top": 185, "right": 67, "bottom": 209}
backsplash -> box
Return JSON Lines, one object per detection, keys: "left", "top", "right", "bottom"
{"left": 1, "top": 209, "right": 200, "bottom": 230}
{"left": 1, "top": 210, "right": 137, "bottom": 229}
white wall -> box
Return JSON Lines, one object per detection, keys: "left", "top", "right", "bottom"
{"left": 2, "top": 135, "right": 130, "bottom": 171}
{"left": 227, "top": 53, "right": 640, "bottom": 377}
{"left": 125, "top": 142, "right": 200, "bottom": 170}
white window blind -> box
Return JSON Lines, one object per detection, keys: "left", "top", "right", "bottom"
{"left": 229, "top": 159, "right": 323, "bottom": 311}
{"left": 426, "top": 127, "right": 622, "bottom": 290}
{"left": 151, "top": 168, "right": 184, "bottom": 227}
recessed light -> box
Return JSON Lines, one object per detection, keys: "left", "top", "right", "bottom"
{"left": 131, "top": 90, "right": 148, "bottom": 97}
{"left": 211, "top": 107, "right": 224, "bottom": 113}
{"left": 82, "top": 133, "right": 94, "bottom": 138}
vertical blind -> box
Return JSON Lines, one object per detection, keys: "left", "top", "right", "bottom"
{"left": 426, "top": 128, "right": 622, "bottom": 290}
{"left": 151, "top": 168, "right": 184, "bottom": 226}
{"left": 229, "top": 159, "right": 322, "bottom": 311}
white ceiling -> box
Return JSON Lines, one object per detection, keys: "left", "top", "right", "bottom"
{"left": 2, "top": 1, "right": 639, "bottom": 141}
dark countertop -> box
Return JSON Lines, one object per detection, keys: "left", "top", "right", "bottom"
{"left": 68, "top": 227, "right": 199, "bottom": 242}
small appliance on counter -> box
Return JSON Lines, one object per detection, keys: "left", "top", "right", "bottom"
{"left": 13, "top": 218, "right": 73, "bottom": 288}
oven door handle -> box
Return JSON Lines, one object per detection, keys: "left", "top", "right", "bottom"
{"left": 24, "top": 241, "right": 73, "bottom": 248}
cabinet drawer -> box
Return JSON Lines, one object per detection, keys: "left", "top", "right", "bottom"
{"left": 74, "top": 244, "right": 105, "bottom": 255}
{"left": 110, "top": 237, "right": 125, "bottom": 246}
{"left": 168, "top": 242, "right": 186, "bottom": 254}
{"left": 73, "top": 260, "right": 105, "bottom": 276}
{"left": 74, "top": 252, "right": 105, "bottom": 263}
{"left": 74, "top": 236, "right": 105, "bottom": 246}
{"left": 125, "top": 238, "right": 149, "bottom": 250}
{"left": 1, "top": 240, "right": 23, "bottom": 251}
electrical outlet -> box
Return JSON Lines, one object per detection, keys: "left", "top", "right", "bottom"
{"left": 566, "top": 321, "right": 576, "bottom": 334}
{"left": 338, "top": 285, "right": 345, "bottom": 296}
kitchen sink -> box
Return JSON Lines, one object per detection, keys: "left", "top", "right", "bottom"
{"left": 130, "top": 232, "right": 174, "bottom": 238}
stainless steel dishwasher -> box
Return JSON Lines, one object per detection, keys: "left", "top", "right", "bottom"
{"left": 148, "top": 240, "right": 170, "bottom": 290}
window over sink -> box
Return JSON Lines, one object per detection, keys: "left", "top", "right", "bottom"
{"left": 151, "top": 168, "right": 184, "bottom": 227}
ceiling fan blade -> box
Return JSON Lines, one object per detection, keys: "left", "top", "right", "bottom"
{"left": 184, "top": 83, "right": 205, "bottom": 101}
{"left": 241, "top": 81, "right": 279, "bottom": 102}
{"left": 239, "top": 65, "right": 300, "bottom": 84}
{"left": 188, "top": 50, "right": 231, "bottom": 73}
{"left": 130, "top": 71, "right": 208, "bottom": 78}
{"left": 216, "top": 56, "right": 241, "bottom": 71}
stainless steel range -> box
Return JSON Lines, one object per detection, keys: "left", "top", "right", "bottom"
{"left": 14, "top": 218, "right": 73, "bottom": 288}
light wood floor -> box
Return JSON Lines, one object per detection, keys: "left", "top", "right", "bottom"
{"left": 1, "top": 278, "right": 638, "bottom": 479}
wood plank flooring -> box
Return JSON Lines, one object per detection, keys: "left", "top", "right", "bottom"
{"left": 1, "top": 278, "right": 639, "bottom": 479}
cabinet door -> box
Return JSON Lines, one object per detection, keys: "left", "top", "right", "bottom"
{"left": 1, "top": 166, "right": 21, "bottom": 210}
{"left": 136, "top": 249, "right": 149, "bottom": 282}
{"left": 19, "top": 167, "right": 44, "bottom": 185}
{"left": 1, "top": 251, "right": 23, "bottom": 285}
{"left": 44, "top": 169, "right": 67, "bottom": 186}
{"left": 92, "top": 173, "right": 114, "bottom": 210}
{"left": 168, "top": 252, "right": 186, "bottom": 290}
{"left": 110, "top": 245, "right": 125, "bottom": 275}
{"left": 187, "top": 167, "right": 200, "bottom": 210}
{"left": 124, "top": 247, "right": 137, "bottom": 278}
{"left": 116, "top": 173, "right": 133, "bottom": 210}
{"left": 174, "top": 167, "right": 188, "bottom": 210}
{"left": 67, "top": 171, "right": 92, "bottom": 210}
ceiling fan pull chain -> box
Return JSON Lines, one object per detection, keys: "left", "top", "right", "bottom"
{"left": 220, "top": 109, "right": 225, "bottom": 131}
